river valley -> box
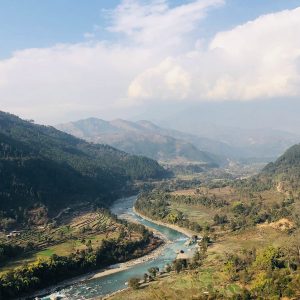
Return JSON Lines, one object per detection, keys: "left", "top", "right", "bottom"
{"left": 41, "top": 196, "right": 194, "bottom": 300}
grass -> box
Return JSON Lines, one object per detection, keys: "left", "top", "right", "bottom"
{"left": 170, "top": 203, "right": 215, "bottom": 224}
{"left": 172, "top": 185, "right": 296, "bottom": 255}
{"left": 37, "top": 248, "right": 55, "bottom": 257}
{"left": 110, "top": 268, "right": 243, "bottom": 300}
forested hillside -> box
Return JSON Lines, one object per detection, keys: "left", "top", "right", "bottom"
{"left": 261, "top": 144, "right": 300, "bottom": 190}
{"left": 0, "top": 112, "right": 167, "bottom": 220}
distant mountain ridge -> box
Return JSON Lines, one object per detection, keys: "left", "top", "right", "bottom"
{"left": 56, "top": 118, "right": 223, "bottom": 166}
{"left": 152, "top": 106, "right": 300, "bottom": 161}
{"left": 0, "top": 111, "right": 167, "bottom": 216}
{"left": 57, "top": 117, "right": 300, "bottom": 165}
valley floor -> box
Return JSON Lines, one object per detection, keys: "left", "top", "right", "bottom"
{"left": 109, "top": 180, "right": 300, "bottom": 299}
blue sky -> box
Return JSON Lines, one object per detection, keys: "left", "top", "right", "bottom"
{"left": 1, "top": 0, "right": 299, "bottom": 58}
{"left": 0, "top": 0, "right": 300, "bottom": 125}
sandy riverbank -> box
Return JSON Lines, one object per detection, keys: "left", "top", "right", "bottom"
{"left": 91, "top": 239, "right": 169, "bottom": 280}
{"left": 29, "top": 243, "right": 167, "bottom": 299}
{"left": 133, "top": 207, "right": 194, "bottom": 238}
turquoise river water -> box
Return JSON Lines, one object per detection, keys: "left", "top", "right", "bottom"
{"left": 41, "top": 195, "right": 193, "bottom": 299}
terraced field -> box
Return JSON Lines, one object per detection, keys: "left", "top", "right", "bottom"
{"left": 0, "top": 208, "right": 121, "bottom": 275}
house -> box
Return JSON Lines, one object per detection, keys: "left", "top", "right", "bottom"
{"left": 6, "top": 230, "right": 22, "bottom": 238}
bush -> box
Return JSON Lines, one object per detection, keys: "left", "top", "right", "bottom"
{"left": 128, "top": 277, "right": 140, "bottom": 290}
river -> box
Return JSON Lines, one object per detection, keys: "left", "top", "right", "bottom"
{"left": 41, "top": 196, "right": 193, "bottom": 299}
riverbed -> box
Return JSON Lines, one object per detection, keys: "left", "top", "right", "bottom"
{"left": 41, "top": 195, "right": 194, "bottom": 300}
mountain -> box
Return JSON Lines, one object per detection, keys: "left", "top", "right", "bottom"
{"left": 56, "top": 118, "right": 221, "bottom": 166}
{"left": 261, "top": 143, "right": 300, "bottom": 190}
{"left": 0, "top": 111, "right": 167, "bottom": 215}
{"left": 148, "top": 104, "right": 300, "bottom": 161}
{"left": 181, "top": 125, "right": 299, "bottom": 161}
{"left": 57, "top": 116, "right": 300, "bottom": 165}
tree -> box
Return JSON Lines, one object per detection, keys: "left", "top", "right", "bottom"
{"left": 128, "top": 277, "right": 140, "bottom": 290}
{"left": 224, "top": 260, "right": 237, "bottom": 282}
{"left": 165, "top": 264, "right": 172, "bottom": 273}
{"left": 173, "top": 259, "right": 187, "bottom": 273}
{"left": 253, "top": 246, "right": 281, "bottom": 271}
{"left": 148, "top": 267, "right": 159, "bottom": 278}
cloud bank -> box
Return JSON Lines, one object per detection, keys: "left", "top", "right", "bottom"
{"left": 0, "top": 0, "right": 299, "bottom": 123}
{"left": 130, "top": 6, "right": 300, "bottom": 102}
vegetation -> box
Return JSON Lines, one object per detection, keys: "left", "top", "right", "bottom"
{"left": 136, "top": 175, "right": 300, "bottom": 234}
{"left": 0, "top": 111, "right": 167, "bottom": 226}
{"left": 220, "top": 243, "right": 300, "bottom": 298}
{"left": 127, "top": 155, "right": 300, "bottom": 299}
{"left": 232, "top": 143, "right": 300, "bottom": 195}
{"left": 135, "top": 191, "right": 203, "bottom": 233}
{"left": 0, "top": 216, "right": 161, "bottom": 299}
{"left": 128, "top": 277, "right": 141, "bottom": 290}
{"left": 3, "top": 111, "right": 300, "bottom": 300}
{"left": 111, "top": 240, "right": 300, "bottom": 300}
{"left": 0, "top": 208, "right": 117, "bottom": 270}
{"left": 262, "top": 143, "right": 300, "bottom": 190}
{"left": 0, "top": 244, "right": 25, "bottom": 267}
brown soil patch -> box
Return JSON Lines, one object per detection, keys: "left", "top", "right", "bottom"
{"left": 171, "top": 189, "right": 197, "bottom": 196}
{"left": 258, "top": 218, "right": 294, "bottom": 231}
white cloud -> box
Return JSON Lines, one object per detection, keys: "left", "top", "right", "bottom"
{"left": 0, "top": 42, "right": 154, "bottom": 123}
{"left": 130, "top": 6, "right": 300, "bottom": 102}
{"left": 0, "top": 1, "right": 300, "bottom": 123}
{"left": 0, "top": 0, "right": 222, "bottom": 123}
{"left": 109, "top": 0, "right": 224, "bottom": 47}
{"left": 207, "top": 7, "right": 300, "bottom": 100}
{"left": 128, "top": 57, "right": 191, "bottom": 100}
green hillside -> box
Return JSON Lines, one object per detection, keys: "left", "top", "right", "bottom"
{"left": 261, "top": 143, "right": 300, "bottom": 190}
{"left": 0, "top": 112, "right": 167, "bottom": 217}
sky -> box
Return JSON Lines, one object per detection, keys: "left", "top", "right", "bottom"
{"left": 0, "top": 0, "right": 300, "bottom": 126}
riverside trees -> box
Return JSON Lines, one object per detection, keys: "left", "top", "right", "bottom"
{"left": 0, "top": 223, "right": 157, "bottom": 299}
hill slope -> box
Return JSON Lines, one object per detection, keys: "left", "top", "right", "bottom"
{"left": 261, "top": 143, "right": 300, "bottom": 190}
{"left": 0, "top": 112, "right": 167, "bottom": 216}
{"left": 56, "top": 118, "right": 221, "bottom": 166}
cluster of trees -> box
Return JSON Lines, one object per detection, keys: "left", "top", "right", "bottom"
{"left": 128, "top": 266, "right": 161, "bottom": 290}
{"left": 223, "top": 244, "right": 300, "bottom": 298}
{"left": 213, "top": 214, "right": 228, "bottom": 225}
{"left": 165, "top": 164, "right": 204, "bottom": 175}
{"left": 0, "top": 244, "right": 25, "bottom": 267}
{"left": 233, "top": 177, "right": 272, "bottom": 193}
{"left": 228, "top": 198, "right": 296, "bottom": 231}
{"left": 152, "top": 178, "right": 203, "bottom": 193}
{"left": 0, "top": 224, "right": 156, "bottom": 299}
{"left": 262, "top": 144, "right": 300, "bottom": 188}
{"left": 234, "top": 144, "right": 300, "bottom": 193}
{"left": 0, "top": 215, "right": 17, "bottom": 231}
{"left": 0, "top": 208, "right": 152, "bottom": 271}
{"left": 135, "top": 192, "right": 203, "bottom": 233}
{"left": 136, "top": 186, "right": 298, "bottom": 236}
{"left": 128, "top": 236, "right": 210, "bottom": 290}
{"left": 172, "top": 193, "right": 229, "bottom": 208}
